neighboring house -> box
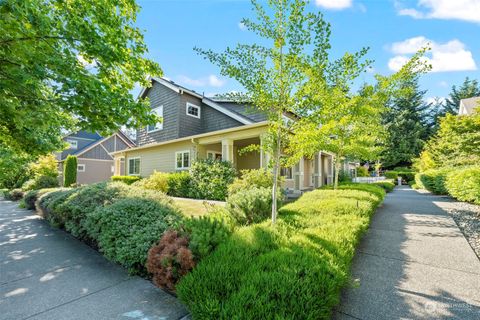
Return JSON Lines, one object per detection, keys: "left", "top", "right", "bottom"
{"left": 458, "top": 97, "right": 480, "bottom": 115}
{"left": 112, "top": 77, "right": 335, "bottom": 193}
{"left": 57, "top": 130, "right": 135, "bottom": 185}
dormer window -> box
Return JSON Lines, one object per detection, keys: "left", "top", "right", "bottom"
{"left": 66, "top": 139, "right": 78, "bottom": 150}
{"left": 147, "top": 106, "right": 164, "bottom": 132}
{"left": 186, "top": 102, "right": 201, "bottom": 119}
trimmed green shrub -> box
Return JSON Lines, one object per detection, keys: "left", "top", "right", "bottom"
{"left": 445, "top": 167, "right": 480, "bottom": 204}
{"left": 111, "top": 175, "right": 141, "bottom": 185}
{"left": 63, "top": 155, "right": 77, "bottom": 187}
{"left": 397, "top": 171, "right": 415, "bottom": 183}
{"left": 322, "top": 183, "right": 385, "bottom": 206}
{"left": 373, "top": 181, "right": 395, "bottom": 193}
{"left": 22, "top": 175, "right": 59, "bottom": 191}
{"left": 132, "top": 171, "right": 169, "bottom": 192}
{"left": 338, "top": 169, "right": 352, "bottom": 183}
{"left": 4, "top": 188, "right": 24, "bottom": 201}
{"left": 357, "top": 166, "right": 369, "bottom": 177}
{"left": 385, "top": 171, "right": 398, "bottom": 179}
{"left": 0, "top": 188, "right": 7, "bottom": 197}
{"left": 84, "top": 197, "right": 182, "bottom": 274}
{"left": 393, "top": 167, "right": 414, "bottom": 172}
{"left": 23, "top": 188, "right": 57, "bottom": 210}
{"left": 189, "top": 159, "right": 236, "bottom": 201}
{"left": 167, "top": 171, "right": 191, "bottom": 197}
{"left": 228, "top": 168, "right": 274, "bottom": 195}
{"left": 184, "top": 215, "right": 233, "bottom": 261}
{"left": 415, "top": 168, "right": 451, "bottom": 194}
{"left": 177, "top": 185, "right": 384, "bottom": 319}
{"left": 226, "top": 187, "right": 279, "bottom": 225}
{"left": 37, "top": 188, "right": 76, "bottom": 224}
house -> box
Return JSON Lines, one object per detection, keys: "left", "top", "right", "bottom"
{"left": 458, "top": 97, "right": 480, "bottom": 115}
{"left": 112, "top": 77, "right": 335, "bottom": 193}
{"left": 57, "top": 130, "right": 135, "bottom": 184}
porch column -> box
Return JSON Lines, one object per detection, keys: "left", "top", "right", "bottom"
{"left": 294, "top": 157, "right": 304, "bottom": 191}
{"left": 222, "top": 138, "right": 234, "bottom": 162}
{"left": 314, "top": 152, "right": 322, "bottom": 188}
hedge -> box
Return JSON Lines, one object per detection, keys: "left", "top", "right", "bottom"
{"left": 176, "top": 184, "right": 385, "bottom": 319}
{"left": 415, "top": 168, "right": 451, "bottom": 195}
{"left": 373, "top": 181, "right": 395, "bottom": 193}
{"left": 23, "top": 188, "right": 58, "bottom": 210}
{"left": 445, "top": 167, "right": 480, "bottom": 204}
{"left": 111, "top": 175, "right": 141, "bottom": 185}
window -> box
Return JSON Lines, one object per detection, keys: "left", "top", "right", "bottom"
{"left": 280, "top": 167, "right": 293, "bottom": 180}
{"left": 186, "top": 102, "right": 201, "bottom": 119}
{"left": 207, "top": 151, "right": 222, "bottom": 161}
{"left": 175, "top": 151, "right": 190, "bottom": 170}
{"left": 147, "top": 106, "right": 163, "bottom": 132}
{"left": 77, "top": 164, "right": 85, "bottom": 172}
{"left": 111, "top": 165, "right": 115, "bottom": 173}
{"left": 66, "top": 139, "right": 78, "bottom": 150}
{"left": 128, "top": 157, "right": 140, "bottom": 175}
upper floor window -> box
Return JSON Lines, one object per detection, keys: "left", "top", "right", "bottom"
{"left": 186, "top": 102, "right": 201, "bottom": 119}
{"left": 128, "top": 157, "right": 140, "bottom": 175}
{"left": 175, "top": 151, "right": 190, "bottom": 170}
{"left": 147, "top": 106, "right": 163, "bottom": 132}
{"left": 66, "top": 139, "right": 78, "bottom": 150}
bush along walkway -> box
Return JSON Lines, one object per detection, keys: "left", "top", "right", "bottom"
{"left": 0, "top": 199, "right": 187, "bottom": 320}
{"left": 335, "top": 186, "right": 480, "bottom": 320}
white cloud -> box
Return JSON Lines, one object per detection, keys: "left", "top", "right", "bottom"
{"left": 238, "top": 22, "right": 247, "bottom": 31}
{"left": 315, "top": 0, "right": 352, "bottom": 10}
{"left": 396, "top": 0, "right": 480, "bottom": 23}
{"left": 177, "top": 75, "right": 226, "bottom": 88}
{"left": 387, "top": 36, "right": 477, "bottom": 73}
{"left": 438, "top": 81, "right": 448, "bottom": 88}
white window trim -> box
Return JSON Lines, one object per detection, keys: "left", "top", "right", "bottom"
{"left": 77, "top": 164, "right": 86, "bottom": 172}
{"left": 186, "top": 102, "right": 201, "bottom": 119}
{"left": 66, "top": 139, "right": 78, "bottom": 150}
{"left": 128, "top": 157, "right": 141, "bottom": 176}
{"left": 175, "top": 150, "right": 191, "bottom": 170}
{"left": 147, "top": 106, "right": 164, "bottom": 133}
{"left": 207, "top": 150, "right": 222, "bottom": 160}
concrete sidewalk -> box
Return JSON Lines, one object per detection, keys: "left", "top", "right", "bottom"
{"left": 335, "top": 186, "right": 480, "bottom": 319}
{"left": 0, "top": 199, "right": 187, "bottom": 320}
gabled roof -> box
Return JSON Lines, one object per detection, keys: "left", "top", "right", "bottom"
{"left": 459, "top": 97, "right": 480, "bottom": 115}
{"left": 66, "top": 131, "right": 102, "bottom": 140}
{"left": 138, "top": 77, "right": 254, "bottom": 125}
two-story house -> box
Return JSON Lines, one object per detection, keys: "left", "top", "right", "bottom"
{"left": 58, "top": 130, "right": 135, "bottom": 184}
{"left": 112, "top": 77, "right": 335, "bottom": 193}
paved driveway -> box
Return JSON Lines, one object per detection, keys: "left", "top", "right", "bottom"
{"left": 335, "top": 186, "right": 480, "bottom": 319}
{"left": 0, "top": 199, "right": 187, "bottom": 320}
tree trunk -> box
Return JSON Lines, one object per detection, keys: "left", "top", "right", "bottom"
{"left": 271, "top": 127, "right": 282, "bottom": 225}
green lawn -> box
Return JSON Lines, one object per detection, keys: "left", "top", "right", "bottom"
{"left": 172, "top": 197, "right": 225, "bottom": 217}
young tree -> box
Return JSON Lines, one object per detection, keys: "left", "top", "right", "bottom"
{"left": 0, "top": 0, "right": 161, "bottom": 156}
{"left": 381, "top": 77, "right": 430, "bottom": 168}
{"left": 63, "top": 155, "right": 77, "bottom": 187}
{"left": 437, "top": 77, "right": 480, "bottom": 117}
{"left": 195, "top": 0, "right": 332, "bottom": 224}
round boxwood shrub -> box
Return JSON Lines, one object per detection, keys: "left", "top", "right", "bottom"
{"left": 445, "top": 167, "right": 480, "bottom": 204}
{"left": 84, "top": 197, "right": 182, "bottom": 274}
{"left": 167, "top": 171, "right": 191, "bottom": 197}
{"left": 384, "top": 171, "right": 398, "bottom": 179}
{"left": 132, "top": 171, "right": 169, "bottom": 192}
{"left": 189, "top": 159, "right": 236, "bottom": 201}
{"left": 226, "top": 187, "right": 280, "bottom": 225}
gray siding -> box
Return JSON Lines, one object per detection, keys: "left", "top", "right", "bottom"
{"left": 178, "top": 94, "right": 204, "bottom": 138}
{"left": 136, "top": 82, "right": 180, "bottom": 146}
{"left": 60, "top": 137, "right": 96, "bottom": 159}
{"left": 202, "top": 104, "right": 243, "bottom": 132}
{"left": 216, "top": 102, "right": 268, "bottom": 122}
{"left": 80, "top": 144, "right": 113, "bottom": 160}
{"left": 114, "top": 136, "right": 130, "bottom": 151}
{"left": 102, "top": 136, "right": 116, "bottom": 152}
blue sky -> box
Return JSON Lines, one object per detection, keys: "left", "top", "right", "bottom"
{"left": 135, "top": 0, "right": 480, "bottom": 103}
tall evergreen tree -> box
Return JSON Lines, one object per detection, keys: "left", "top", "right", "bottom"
{"left": 440, "top": 77, "right": 480, "bottom": 116}
{"left": 382, "top": 77, "right": 430, "bottom": 168}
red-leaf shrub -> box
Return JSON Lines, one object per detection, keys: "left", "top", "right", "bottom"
{"left": 147, "top": 230, "right": 195, "bottom": 291}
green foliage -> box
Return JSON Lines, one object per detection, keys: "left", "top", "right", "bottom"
{"left": 29, "top": 154, "right": 58, "bottom": 178}
{"left": 226, "top": 187, "right": 279, "bottom": 225}
{"left": 23, "top": 188, "right": 57, "bottom": 210}
{"left": 132, "top": 171, "right": 169, "bottom": 193}
{"left": 393, "top": 167, "right": 414, "bottom": 172}
{"left": 372, "top": 181, "right": 395, "bottom": 193}
{"left": 85, "top": 197, "right": 182, "bottom": 274}
{"left": 63, "top": 155, "right": 77, "bottom": 187}
{"left": 437, "top": 77, "right": 480, "bottom": 118}
{"left": 177, "top": 185, "right": 384, "bottom": 319}
{"left": 338, "top": 170, "right": 352, "bottom": 183}
{"left": 4, "top": 188, "right": 24, "bottom": 201}
{"left": 184, "top": 216, "right": 233, "bottom": 261}
{"left": 397, "top": 171, "right": 415, "bottom": 183}
{"left": 111, "top": 175, "right": 141, "bottom": 185}
{"left": 22, "top": 175, "right": 59, "bottom": 191}
{"left": 445, "top": 167, "right": 480, "bottom": 204}
{"left": 189, "top": 159, "right": 236, "bottom": 201}
{"left": 357, "top": 167, "right": 369, "bottom": 177}
{"left": 167, "top": 171, "right": 192, "bottom": 198}
{"left": 0, "top": 0, "right": 161, "bottom": 156}
{"left": 385, "top": 171, "right": 398, "bottom": 179}
{"left": 228, "top": 168, "right": 274, "bottom": 195}
{"left": 415, "top": 169, "right": 451, "bottom": 194}
{"left": 0, "top": 147, "right": 32, "bottom": 189}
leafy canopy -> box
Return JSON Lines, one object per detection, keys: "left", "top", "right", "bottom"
{"left": 0, "top": 0, "right": 161, "bottom": 156}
